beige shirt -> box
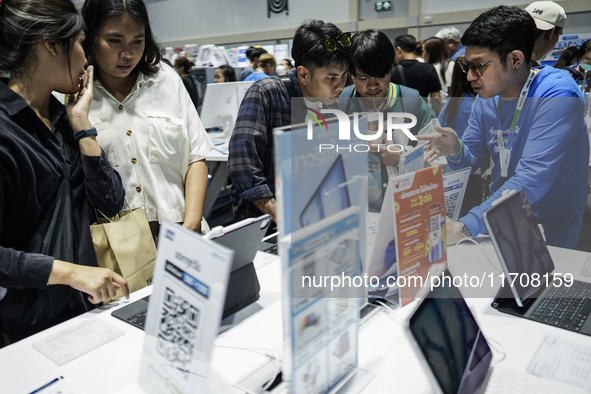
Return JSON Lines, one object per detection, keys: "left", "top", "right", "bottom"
{"left": 89, "top": 64, "right": 213, "bottom": 223}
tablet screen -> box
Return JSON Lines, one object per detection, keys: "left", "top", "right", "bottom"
{"left": 409, "top": 280, "right": 491, "bottom": 394}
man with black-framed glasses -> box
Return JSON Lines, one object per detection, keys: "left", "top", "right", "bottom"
{"left": 417, "top": 5, "right": 588, "bottom": 249}
{"left": 228, "top": 20, "right": 352, "bottom": 223}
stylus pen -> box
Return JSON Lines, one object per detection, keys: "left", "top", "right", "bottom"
{"left": 29, "top": 376, "right": 64, "bottom": 393}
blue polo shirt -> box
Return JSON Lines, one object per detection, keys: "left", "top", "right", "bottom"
{"left": 449, "top": 66, "right": 589, "bottom": 248}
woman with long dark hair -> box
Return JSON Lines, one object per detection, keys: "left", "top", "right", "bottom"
{"left": 423, "top": 37, "right": 454, "bottom": 102}
{"left": 0, "top": 0, "right": 128, "bottom": 341}
{"left": 82, "top": 0, "right": 214, "bottom": 239}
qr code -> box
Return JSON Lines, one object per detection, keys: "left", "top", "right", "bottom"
{"left": 445, "top": 192, "right": 460, "bottom": 219}
{"left": 156, "top": 287, "right": 200, "bottom": 367}
{"left": 430, "top": 215, "right": 440, "bottom": 233}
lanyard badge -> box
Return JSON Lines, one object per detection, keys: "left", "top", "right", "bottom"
{"left": 496, "top": 69, "right": 538, "bottom": 182}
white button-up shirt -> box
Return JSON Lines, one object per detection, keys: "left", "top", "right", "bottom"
{"left": 89, "top": 64, "right": 213, "bottom": 223}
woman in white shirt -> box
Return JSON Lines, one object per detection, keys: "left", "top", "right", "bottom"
{"left": 422, "top": 37, "right": 454, "bottom": 102}
{"left": 81, "top": 0, "right": 213, "bottom": 238}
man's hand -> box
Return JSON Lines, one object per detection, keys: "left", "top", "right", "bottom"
{"left": 415, "top": 126, "right": 461, "bottom": 163}
{"left": 369, "top": 142, "right": 402, "bottom": 167}
{"left": 49, "top": 260, "right": 129, "bottom": 304}
{"left": 446, "top": 219, "right": 464, "bottom": 245}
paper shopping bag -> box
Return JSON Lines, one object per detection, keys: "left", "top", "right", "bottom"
{"left": 90, "top": 206, "right": 157, "bottom": 299}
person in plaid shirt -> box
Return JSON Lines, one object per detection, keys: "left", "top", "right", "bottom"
{"left": 228, "top": 19, "right": 352, "bottom": 223}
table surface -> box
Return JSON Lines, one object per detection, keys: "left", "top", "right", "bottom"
{"left": 206, "top": 134, "right": 230, "bottom": 162}
{"left": 2, "top": 241, "right": 591, "bottom": 394}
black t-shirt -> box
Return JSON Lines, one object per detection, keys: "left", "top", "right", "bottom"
{"left": 390, "top": 59, "right": 442, "bottom": 98}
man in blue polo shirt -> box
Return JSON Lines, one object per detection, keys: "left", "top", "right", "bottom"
{"left": 417, "top": 5, "right": 588, "bottom": 249}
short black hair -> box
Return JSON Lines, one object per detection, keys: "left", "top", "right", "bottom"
{"left": 394, "top": 34, "right": 417, "bottom": 54}
{"left": 250, "top": 48, "right": 267, "bottom": 63}
{"left": 245, "top": 46, "right": 267, "bottom": 62}
{"left": 461, "top": 5, "right": 536, "bottom": 66}
{"left": 291, "top": 19, "right": 352, "bottom": 71}
{"left": 349, "top": 30, "right": 394, "bottom": 78}
{"left": 81, "top": 0, "right": 162, "bottom": 77}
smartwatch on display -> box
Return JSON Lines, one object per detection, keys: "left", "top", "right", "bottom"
{"left": 73, "top": 127, "right": 98, "bottom": 142}
{"left": 459, "top": 221, "right": 472, "bottom": 238}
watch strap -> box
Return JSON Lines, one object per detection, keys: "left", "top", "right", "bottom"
{"left": 73, "top": 127, "right": 98, "bottom": 142}
{"left": 459, "top": 221, "right": 472, "bottom": 238}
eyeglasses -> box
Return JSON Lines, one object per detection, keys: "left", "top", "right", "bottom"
{"left": 457, "top": 54, "right": 507, "bottom": 77}
{"left": 300, "top": 32, "right": 352, "bottom": 59}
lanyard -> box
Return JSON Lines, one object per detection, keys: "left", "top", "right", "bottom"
{"left": 496, "top": 69, "right": 538, "bottom": 180}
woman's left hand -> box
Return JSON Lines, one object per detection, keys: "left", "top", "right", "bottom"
{"left": 67, "top": 65, "right": 94, "bottom": 132}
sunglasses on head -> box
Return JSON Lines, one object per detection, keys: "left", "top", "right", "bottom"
{"left": 457, "top": 53, "right": 508, "bottom": 77}
{"left": 301, "top": 32, "right": 352, "bottom": 59}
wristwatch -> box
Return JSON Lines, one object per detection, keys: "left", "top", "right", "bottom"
{"left": 73, "top": 127, "right": 98, "bottom": 142}
{"left": 459, "top": 221, "right": 472, "bottom": 238}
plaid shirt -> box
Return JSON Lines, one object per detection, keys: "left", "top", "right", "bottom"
{"left": 228, "top": 70, "right": 303, "bottom": 220}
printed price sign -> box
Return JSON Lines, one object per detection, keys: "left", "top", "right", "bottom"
{"left": 390, "top": 166, "right": 447, "bottom": 306}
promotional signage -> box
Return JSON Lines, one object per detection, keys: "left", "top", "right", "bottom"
{"left": 139, "top": 221, "right": 233, "bottom": 394}
{"left": 368, "top": 167, "right": 447, "bottom": 305}
{"left": 391, "top": 166, "right": 447, "bottom": 306}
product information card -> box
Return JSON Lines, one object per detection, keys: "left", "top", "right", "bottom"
{"left": 139, "top": 221, "right": 233, "bottom": 394}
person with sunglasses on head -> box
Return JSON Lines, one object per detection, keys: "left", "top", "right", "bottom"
{"left": 417, "top": 6, "right": 588, "bottom": 249}
{"left": 341, "top": 29, "right": 436, "bottom": 212}
{"left": 228, "top": 20, "right": 351, "bottom": 223}
{"left": 0, "top": 0, "right": 129, "bottom": 341}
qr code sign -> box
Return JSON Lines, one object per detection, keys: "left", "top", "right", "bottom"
{"left": 157, "top": 287, "right": 201, "bottom": 367}
{"left": 445, "top": 192, "right": 460, "bottom": 219}
{"left": 430, "top": 215, "right": 440, "bottom": 233}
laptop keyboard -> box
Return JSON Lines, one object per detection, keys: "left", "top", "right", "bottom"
{"left": 484, "top": 367, "right": 589, "bottom": 394}
{"left": 262, "top": 244, "right": 278, "bottom": 255}
{"left": 530, "top": 280, "right": 591, "bottom": 331}
{"left": 126, "top": 310, "right": 147, "bottom": 329}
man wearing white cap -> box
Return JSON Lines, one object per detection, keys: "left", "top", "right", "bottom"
{"left": 525, "top": 1, "right": 566, "bottom": 67}
{"left": 435, "top": 26, "right": 465, "bottom": 61}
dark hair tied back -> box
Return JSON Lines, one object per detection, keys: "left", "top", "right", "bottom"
{"left": 0, "top": 0, "right": 84, "bottom": 78}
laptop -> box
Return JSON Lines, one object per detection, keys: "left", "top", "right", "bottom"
{"left": 482, "top": 190, "right": 591, "bottom": 336}
{"left": 112, "top": 215, "right": 272, "bottom": 329}
{"left": 405, "top": 270, "right": 588, "bottom": 394}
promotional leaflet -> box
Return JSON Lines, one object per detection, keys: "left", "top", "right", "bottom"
{"left": 139, "top": 221, "right": 233, "bottom": 394}
{"left": 368, "top": 167, "right": 447, "bottom": 305}
{"left": 392, "top": 166, "right": 447, "bottom": 306}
